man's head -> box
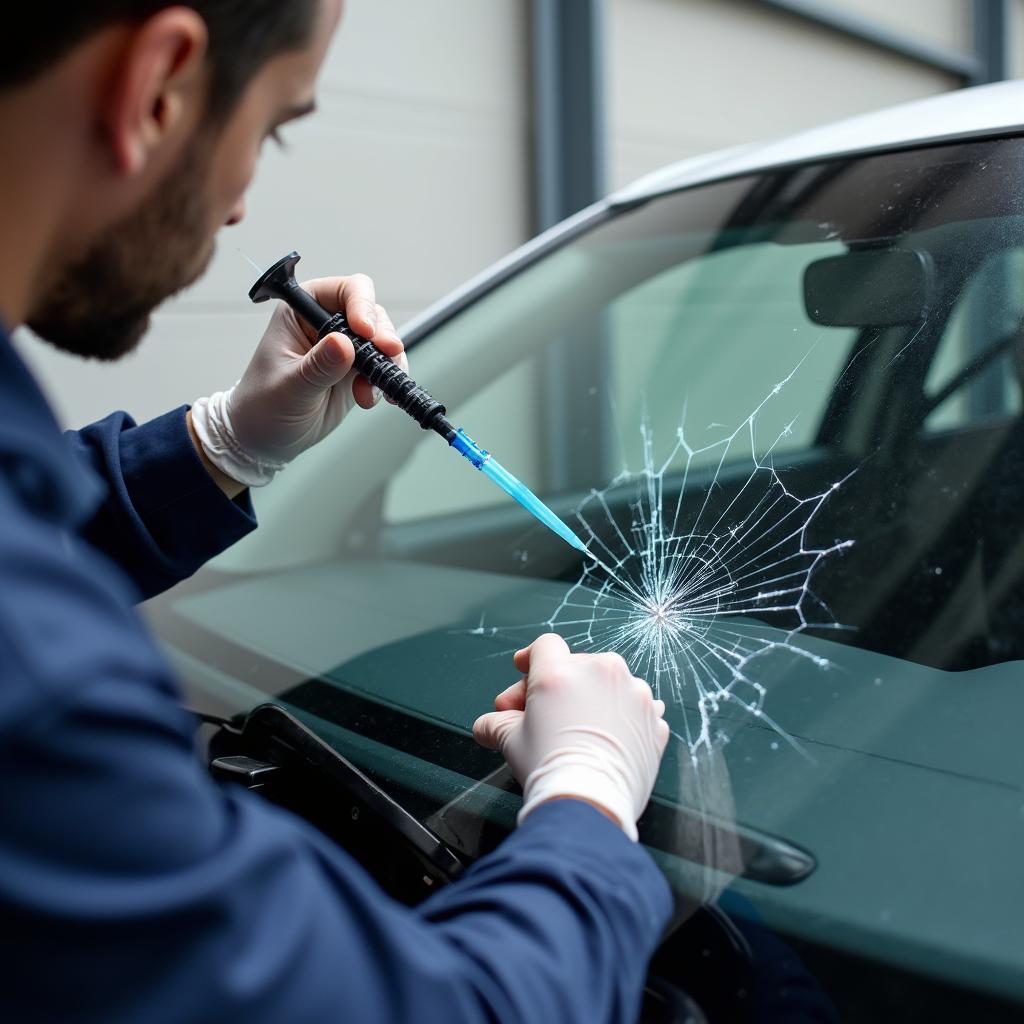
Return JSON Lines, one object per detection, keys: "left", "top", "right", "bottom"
{"left": 1, "top": 1, "right": 341, "bottom": 358}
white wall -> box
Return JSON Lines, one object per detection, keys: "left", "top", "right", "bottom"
{"left": 1010, "top": 0, "right": 1024, "bottom": 77}
{"left": 608, "top": 0, "right": 965, "bottom": 189}
{"left": 821, "top": 0, "right": 970, "bottom": 52}
{"left": 15, "top": 0, "right": 989, "bottom": 435}
{"left": 15, "top": 0, "right": 531, "bottom": 429}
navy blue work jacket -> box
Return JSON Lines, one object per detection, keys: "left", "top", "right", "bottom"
{"left": 0, "top": 328, "right": 672, "bottom": 1024}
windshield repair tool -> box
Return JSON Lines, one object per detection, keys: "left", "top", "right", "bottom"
{"left": 249, "top": 252, "right": 587, "bottom": 553}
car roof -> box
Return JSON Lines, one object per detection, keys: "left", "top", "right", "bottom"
{"left": 613, "top": 80, "right": 1024, "bottom": 204}
{"left": 403, "top": 81, "right": 1024, "bottom": 342}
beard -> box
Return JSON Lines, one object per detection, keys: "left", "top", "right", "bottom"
{"left": 27, "top": 134, "right": 218, "bottom": 361}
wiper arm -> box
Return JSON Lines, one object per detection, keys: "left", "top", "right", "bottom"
{"left": 210, "top": 703, "right": 466, "bottom": 894}
{"left": 209, "top": 703, "right": 813, "bottom": 891}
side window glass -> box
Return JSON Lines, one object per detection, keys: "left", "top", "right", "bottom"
{"left": 607, "top": 241, "right": 855, "bottom": 473}
{"left": 384, "top": 356, "right": 547, "bottom": 524}
{"left": 924, "top": 249, "right": 1024, "bottom": 432}
{"left": 385, "top": 240, "right": 858, "bottom": 525}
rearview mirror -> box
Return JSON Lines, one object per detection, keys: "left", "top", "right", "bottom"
{"left": 803, "top": 248, "right": 934, "bottom": 327}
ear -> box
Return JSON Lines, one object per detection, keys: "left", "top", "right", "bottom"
{"left": 103, "top": 7, "right": 209, "bottom": 177}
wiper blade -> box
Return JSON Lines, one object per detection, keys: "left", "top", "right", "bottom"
{"left": 211, "top": 703, "right": 466, "bottom": 887}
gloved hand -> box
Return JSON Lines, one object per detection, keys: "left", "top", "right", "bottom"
{"left": 191, "top": 274, "right": 407, "bottom": 488}
{"left": 473, "top": 633, "right": 670, "bottom": 842}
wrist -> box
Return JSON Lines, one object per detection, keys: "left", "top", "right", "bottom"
{"left": 518, "top": 757, "right": 639, "bottom": 841}
{"left": 189, "top": 391, "right": 288, "bottom": 489}
{"left": 186, "top": 408, "right": 247, "bottom": 500}
{"left": 530, "top": 795, "right": 624, "bottom": 830}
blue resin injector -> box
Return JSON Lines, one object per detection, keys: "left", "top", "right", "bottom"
{"left": 249, "top": 252, "right": 588, "bottom": 554}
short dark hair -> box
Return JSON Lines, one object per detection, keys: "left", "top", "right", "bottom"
{"left": 1, "top": 1, "right": 320, "bottom": 120}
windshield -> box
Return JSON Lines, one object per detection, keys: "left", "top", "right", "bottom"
{"left": 150, "top": 136, "right": 1024, "bottom": 1017}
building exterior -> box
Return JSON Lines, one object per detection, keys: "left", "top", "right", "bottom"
{"left": 15, "top": 0, "right": 1024, "bottom": 429}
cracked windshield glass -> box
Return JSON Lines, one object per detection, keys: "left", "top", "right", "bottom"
{"left": 154, "top": 137, "right": 1024, "bottom": 1007}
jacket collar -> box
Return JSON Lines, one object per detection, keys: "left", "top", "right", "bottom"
{"left": 0, "top": 325, "right": 105, "bottom": 528}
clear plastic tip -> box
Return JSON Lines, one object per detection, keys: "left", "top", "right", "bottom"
{"left": 449, "top": 427, "right": 491, "bottom": 468}
{"left": 449, "top": 428, "right": 588, "bottom": 553}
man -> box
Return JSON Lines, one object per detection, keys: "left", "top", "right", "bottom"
{"left": 0, "top": 2, "right": 672, "bottom": 1021}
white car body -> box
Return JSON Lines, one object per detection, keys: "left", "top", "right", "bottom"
{"left": 407, "top": 80, "right": 1024, "bottom": 339}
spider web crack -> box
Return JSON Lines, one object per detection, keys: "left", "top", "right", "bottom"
{"left": 463, "top": 366, "right": 855, "bottom": 765}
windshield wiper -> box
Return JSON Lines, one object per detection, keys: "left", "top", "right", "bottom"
{"left": 210, "top": 704, "right": 466, "bottom": 898}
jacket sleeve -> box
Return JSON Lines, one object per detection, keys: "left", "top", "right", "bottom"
{"left": 67, "top": 407, "right": 257, "bottom": 600}
{"left": 3, "top": 685, "right": 671, "bottom": 1024}
{"left": 0, "top": 486, "right": 672, "bottom": 1024}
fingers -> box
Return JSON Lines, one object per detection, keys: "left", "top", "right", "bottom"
{"left": 301, "top": 281, "right": 407, "bottom": 410}
{"left": 656, "top": 717, "right": 671, "bottom": 753}
{"left": 370, "top": 303, "right": 404, "bottom": 356}
{"left": 351, "top": 305, "right": 407, "bottom": 409}
{"left": 351, "top": 349, "right": 409, "bottom": 409}
{"left": 304, "top": 274, "right": 378, "bottom": 339}
{"left": 494, "top": 678, "right": 527, "bottom": 712}
{"left": 299, "top": 332, "right": 355, "bottom": 389}
{"left": 514, "top": 632, "right": 570, "bottom": 678}
{"left": 342, "top": 274, "right": 379, "bottom": 338}
{"left": 512, "top": 646, "right": 531, "bottom": 675}
{"left": 374, "top": 306, "right": 406, "bottom": 407}
{"left": 473, "top": 709, "right": 522, "bottom": 752}
{"left": 649, "top": 691, "right": 670, "bottom": 751}
{"left": 303, "top": 277, "right": 405, "bottom": 353}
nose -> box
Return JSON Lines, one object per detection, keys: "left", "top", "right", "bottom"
{"left": 225, "top": 197, "right": 247, "bottom": 227}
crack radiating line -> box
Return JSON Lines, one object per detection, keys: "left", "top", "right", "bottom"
{"left": 466, "top": 368, "right": 854, "bottom": 762}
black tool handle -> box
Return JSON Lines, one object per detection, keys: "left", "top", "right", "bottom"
{"left": 316, "top": 312, "right": 448, "bottom": 431}
{"left": 250, "top": 252, "right": 453, "bottom": 436}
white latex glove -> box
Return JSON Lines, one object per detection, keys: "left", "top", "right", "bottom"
{"left": 473, "top": 633, "right": 669, "bottom": 842}
{"left": 191, "top": 274, "right": 407, "bottom": 487}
